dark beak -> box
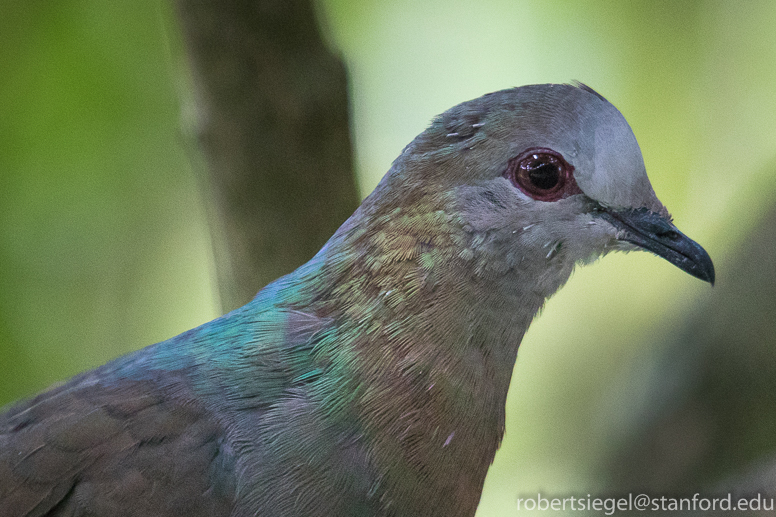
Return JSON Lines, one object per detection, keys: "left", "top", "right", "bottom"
{"left": 599, "top": 207, "right": 715, "bottom": 285}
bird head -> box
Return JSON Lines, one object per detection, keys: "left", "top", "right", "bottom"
{"left": 365, "top": 83, "right": 714, "bottom": 289}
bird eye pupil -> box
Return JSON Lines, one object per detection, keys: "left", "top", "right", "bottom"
{"left": 527, "top": 161, "right": 560, "bottom": 190}
{"left": 504, "top": 148, "right": 577, "bottom": 202}
{"left": 518, "top": 154, "right": 563, "bottom": 193}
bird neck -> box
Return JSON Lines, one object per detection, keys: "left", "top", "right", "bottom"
{"left": 280, "top": 192, "right": 567, "bottom": 515}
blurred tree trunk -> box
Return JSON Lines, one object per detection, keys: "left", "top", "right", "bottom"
{"left": 175, "top": 0, "right": 359, "bottom": 311}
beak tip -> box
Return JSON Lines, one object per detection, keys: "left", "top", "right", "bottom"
{"left": 705, "top": 263, "right": 715, "bottom": 287}
{"left": 697, "top": 266, "right": 715, "bottom": 286}
{"left": 677, "top": 242, "right": 715, "bottom": 286}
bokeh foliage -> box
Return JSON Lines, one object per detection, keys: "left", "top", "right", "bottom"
{"left": 0, "top": 1, "right": 218, "bottom": 401}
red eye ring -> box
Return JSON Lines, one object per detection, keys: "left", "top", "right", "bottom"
{"left": 503, "top": 148, "right": 582, "bottom": 201}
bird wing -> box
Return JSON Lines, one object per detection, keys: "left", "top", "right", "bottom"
{"left": 0, "top": 303, "right": 338, "bottom": 517}
{"left": 0, "top": 367, "right": 236, "bottom": 517}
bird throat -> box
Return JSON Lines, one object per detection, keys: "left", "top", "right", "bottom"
{"left": 286, "top": 202, "right": 561, "bottom": 516}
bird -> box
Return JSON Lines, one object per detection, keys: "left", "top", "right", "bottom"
{"left": 0, "top": 83, "right": 714, "bottom": 517}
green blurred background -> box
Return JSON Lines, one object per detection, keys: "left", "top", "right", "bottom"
{"left": 1, "top": 1, "right": 775, "bottom": 515}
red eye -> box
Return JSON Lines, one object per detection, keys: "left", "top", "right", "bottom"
{"left": 504, "top": 148, "right": 581, "bottom": 201}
